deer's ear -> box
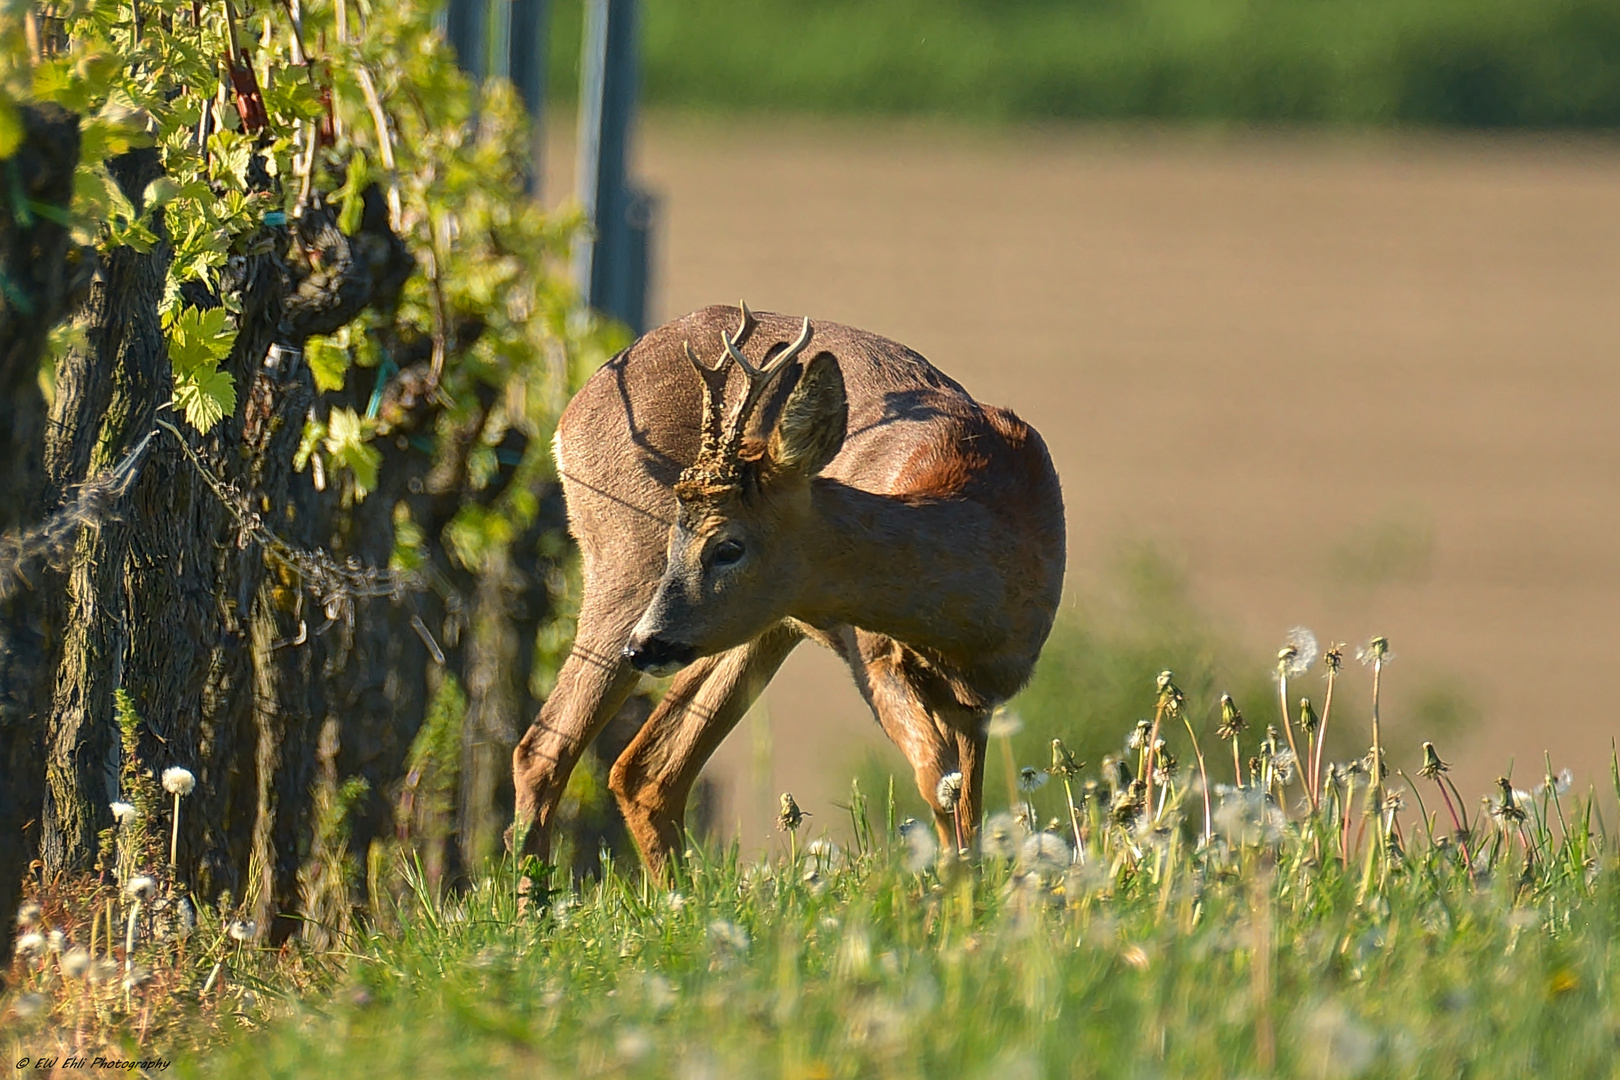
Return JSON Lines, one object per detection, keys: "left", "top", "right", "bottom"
{"left": 767, "top": 351, "right": 847, "bottom": 479}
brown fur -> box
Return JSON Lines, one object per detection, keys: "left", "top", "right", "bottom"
{"left": 512, "top": 305, "right": 1066, "bottom": 873}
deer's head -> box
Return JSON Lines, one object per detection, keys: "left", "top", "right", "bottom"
{"left": 623, "top": 305, "right": 847, "bottom": 675}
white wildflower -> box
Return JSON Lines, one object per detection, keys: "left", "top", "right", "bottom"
{"left": 162, "top": 767, "right": 196, "bottom": 796}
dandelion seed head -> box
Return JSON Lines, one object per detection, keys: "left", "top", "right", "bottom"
{"left": 806, "top": 839, "right": 844, "bottom": 873}
{"left": 1278, "top": 627, "right": 1318, "bottom": 678}
{"left": 1017, "top": 832, "right": 1072, "bottom": 876}
{"left": 15, "top": 931, "right": 45, "bottom": 958}
{"left": 109, "top": 801, "right": 136, "bottom": 826}
{"left": 126, "top": 875, "right": 157, "bottom": 900}
{"left": 935, "top": 771, "right": 963, "bottom": 813}
{"left": 707, "top": 919, "right": 750, "bottom": 954}
{"left": 88, "top": 958, "right": 121, "bottom": 983}
{"left": 11, "top": 992, "right": 46, "bottom": 1018}
{"left": 47, "top": 929, "right": 65, "bottom": 953}
{"left": 1018, "top": 766, "right": 1049, "bottom": 793}
{"left": 227, "top": 919, "right": 257, "bottom": 942}
{"left": 980, "top": 811, "right": 1022, "bottom": 860}
{"left": 122, "top": 964, "right": 151, "bottom": 991}
{"left": 1127, "top": 719, "right": 1152, "bottom": 751}
{"left": 15, "top": 901, "right": 40, "bottom": 928}
{"left": 985, "top": 709, "right": 1023, "bottom": 739}
{"left": 61, "top": 946, "right": 91, "bottom": 979}
{"left": 898, "top": 818, "right": 938, "bottom": 873}
{"left": 162, "top": 766, "right": 196, "bottom": 796}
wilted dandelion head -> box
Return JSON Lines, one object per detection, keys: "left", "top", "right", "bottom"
{"left": 1127, "top": 719, "right": 1152, "bottom": 751}
{"left": 1017, "top": 832, "right": 1072, "bottom": 876}
{"left": 897, "top": 818, "right": 938, "bottom": 873}
{"left": 1490, "top": 778, "right": 1527, "bottom": 823}
{"left": 1156, "top": 672, "right": 1185, "bottom": 715}
{"left": 109, "top": 801, "right": 136, "bottom": 826}
{"left": 126, "top": 875, "right": 157, "bottom": 901}
{"left": 980, "top": 811, "right": 1022, "bottom": 860}
{"left": 935, "top": 771, "right": 964, "bottom": 813}
{"left": 985, "top": 708, "right": 1023, "bottom": 739}
{"left": 1298, "top": 697, "right": 1319, "bottom": 734}
{"left": 1217, "top": 694, "right": 1246, "bottom": 740}
{"left": 1050, "top": 739, "right": 1082, "bottom": 777}
{"left": 1018, "top": 766, "right": 1049, "bottom": 793}
{"left": 777, "top": 791, "right": 806, "bottom": 833}
{"left": 1322, "top": 644, "right": 1345, "bottom": 674}
{"left": 1419, "top": 741, "right": 1450, "bottom": 780}
{"left": 162, "top": 766, "right": 196, "bottom": 796}
{"left": 1278, "top": 627, "right": 1318, "bottom": 678}
{"left": 1356, "top": 636, "right": 1391, "bottom": 667}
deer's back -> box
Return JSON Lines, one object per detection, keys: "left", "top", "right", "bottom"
{"left": 555, "top": 306, "right": 1065, "bottom": 692}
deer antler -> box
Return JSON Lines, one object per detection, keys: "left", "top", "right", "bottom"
{"left": 675, "top": 302, "right": 815, "bottom": 501}
{"left": 718, "top": 309, "right": 813, "bottom": 462}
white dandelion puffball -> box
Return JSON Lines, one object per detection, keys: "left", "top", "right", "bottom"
{"left": 110, "top": 801, "right": 136, "bottom": 826}
{"left": 1018, "top": 766, "right": 1049, "bottom": 792}
{"left": 985, "top": 709, "right": 1024, "bottom": 739}
{"left": 935, "top": 771, "right": 964, "bottom": 813}
{"left": 1278, "top": 627, "right": 1318, "bottom": 678}
{"left": 162, "top": 767, "right": 196, "bottom": 796}
{"left": 227, "top": 919, "right": 257, "bottom": 942}
{"left": 1017, "top": 832, "right": 1072, "bottom": 876}
{"left": 126, "top": 875, "right": 157, "bottom": 901}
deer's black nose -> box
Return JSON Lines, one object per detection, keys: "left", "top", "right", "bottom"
{"left": 622, "top": 636, "right": 696, "bottom": 675}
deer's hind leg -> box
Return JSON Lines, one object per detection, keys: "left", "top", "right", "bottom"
{"left": 609, "top": 621, "right": 803, "bottom": 876}
{"left": 841, "top": 630, "right": 987, "bottom": 854}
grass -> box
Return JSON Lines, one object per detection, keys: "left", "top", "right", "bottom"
{"left": 544, "top": 0, "right": 1620, "bottom": 128}
{"left": 6, "top": 624, "right": 1620, "bottom": 1078}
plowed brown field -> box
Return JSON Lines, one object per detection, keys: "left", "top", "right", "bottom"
{"left": 548, "top": 116, "right": 1620, "bottom": 850}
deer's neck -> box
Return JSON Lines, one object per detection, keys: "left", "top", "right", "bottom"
{"left": 795, "top": 480, "right": 997, "bottom": 656}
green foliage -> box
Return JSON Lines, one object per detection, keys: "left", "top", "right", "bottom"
{"left": 549, "top": 0, "right": 1620, "bottom": 128}
{"left": 94, "top": 748, "right": 1620, "bottom": 1078}
{"left": 166, "top": 305, "right": 238, "bottom": 433}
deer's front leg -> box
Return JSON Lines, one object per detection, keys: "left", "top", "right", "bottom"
{"left": 510, "top": 592, "right": 643, "bottom": 861}
{"left": 609, "top": 622, "right": 801, "bottom": 877}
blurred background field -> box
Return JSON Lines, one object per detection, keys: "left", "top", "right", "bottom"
{"left": 545, "top": 0, "right": 1620, "bottom": 127}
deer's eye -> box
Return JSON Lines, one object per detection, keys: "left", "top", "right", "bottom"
{"left": 712, "top": 539, "right": 745, "bottom": 567}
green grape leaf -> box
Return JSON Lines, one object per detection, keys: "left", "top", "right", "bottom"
{"left": 173, "top": 364, "right": 237, "bottom": 433}
{"left": 324, "top": 406, "right": 382, "bottom": 498}
{"left": 306, "top": 336, "right": 352, "bottom": 393}
{"left": 167, "top": 305, "right": 236, "bottom": 372}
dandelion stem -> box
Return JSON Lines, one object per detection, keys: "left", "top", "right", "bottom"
{"left": 1182, "top": 713, "right": 1213, "bottom": 846}
{"left": 1278, "top": 672, "right": 1314, "bottom": 813}
{"left": 170, "top": 792, "right": 181, "bottom": 870}
{"left": 1313, "top": 664, "right": 1339, "bottom": 803}
{"left": 1143, "top": 699, "right": 1166, "bottom": 817}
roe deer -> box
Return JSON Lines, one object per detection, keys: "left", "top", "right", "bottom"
{"left": 512, "top": 303, "right": 1065, "bottom": 873}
